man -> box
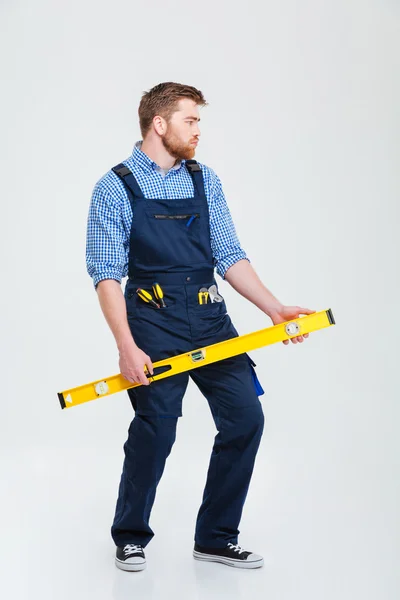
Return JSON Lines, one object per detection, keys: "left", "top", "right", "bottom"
{"left": 86, "top": 82, "right": 314, "bottom": 572}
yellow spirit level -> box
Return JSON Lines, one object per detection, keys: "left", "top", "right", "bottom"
{"left": 58, "top": 308, "right": 335, "bottom": 410}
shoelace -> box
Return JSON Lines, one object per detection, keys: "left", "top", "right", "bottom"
{"left": 227, "top": 543, "right": 245, "bottom": 555}
{"left": 123, "top": 544, "right": 142, "bottom": 556}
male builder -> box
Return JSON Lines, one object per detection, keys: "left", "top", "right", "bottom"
{"left": 86, "top": 82, "right": 314, "bottom": 571}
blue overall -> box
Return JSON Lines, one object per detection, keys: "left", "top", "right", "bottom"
{"left": 110, "top": 160, "right": 265, "bottom": 549}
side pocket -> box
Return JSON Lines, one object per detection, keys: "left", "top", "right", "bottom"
{"left": 246, "top": 354, "right": 265, "bottom": 397}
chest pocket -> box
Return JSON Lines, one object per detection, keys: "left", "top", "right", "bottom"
{"left": 137, "top": 207, "right": 206, "bottom": 267}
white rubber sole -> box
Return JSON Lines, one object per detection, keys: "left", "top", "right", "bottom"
{"left": 193, "top": 550, "right": 264, "bottom": 569}
{"left": 115, "top": 557, "right": 146, "bottom": 572}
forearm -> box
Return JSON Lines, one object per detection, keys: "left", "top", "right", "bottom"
{"left": 224, "top": 259, "right": 283, "bottom": 318}
{"left": 96, "top": 279, "right": 137, "bottom": 351}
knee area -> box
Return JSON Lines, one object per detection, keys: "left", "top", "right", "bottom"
{"left": 137, "top": 412, "right": 177, "bottom": 433}
{"left": 245, "top": 402, "right": 264, "bottom": 430}
{"left": 126, "top": 414, "right": 178, "bottom": 450}
{"left": 227, "top": 402, "right": 264, "bottom": 437}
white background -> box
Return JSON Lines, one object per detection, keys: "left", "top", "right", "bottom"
{"left": 1, "top": 1, "right": 399, "bottom": 598}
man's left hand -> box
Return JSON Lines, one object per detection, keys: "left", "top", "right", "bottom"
{"left": 268, "top": 306, "right": 316, "bottom": 345}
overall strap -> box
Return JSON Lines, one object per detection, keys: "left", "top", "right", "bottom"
{"left": 111, "top": 163, "right": 144, "bottom": 198}
{"left": 112, "top": 160, "right": 206, "bottom": 200}
{"left": 185, "top": 160, "right": 206, "bottom": 199}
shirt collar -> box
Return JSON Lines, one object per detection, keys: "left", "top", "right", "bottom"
{"left": 132, "top": 140, "right": 185, "bottom": 174}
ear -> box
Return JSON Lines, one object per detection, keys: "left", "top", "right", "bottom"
{"left": 153, "top": 115, "right": 167, "bottom": 136}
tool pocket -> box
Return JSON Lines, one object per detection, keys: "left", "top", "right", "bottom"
{"left": 197, "top": 283, "right": 224, "bottom": 307}
{"left": 246, "top": 354, "right": 265, "bottom": 396}
{"left": 125, "top": 289, "right": 176, "bottom": 313}
{"left": 198, "top": 299, "right": 225, "bottom": 309}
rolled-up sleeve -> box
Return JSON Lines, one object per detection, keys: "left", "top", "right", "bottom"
{"left": 86, "top": 183, "right": 128, "bottom": 289}
{"left": 208, "top": 170, "right": 250, "bottom": 279}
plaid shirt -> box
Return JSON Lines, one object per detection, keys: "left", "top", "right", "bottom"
{"left": 86, "top": 141, "right": 249, "bottom": 288}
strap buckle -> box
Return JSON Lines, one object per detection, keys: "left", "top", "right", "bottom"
{"left": 186, "top": 160, "right": 201, "bottom": 173}
{"left": 112, "top": 164, "right": 131, "bottom": 178}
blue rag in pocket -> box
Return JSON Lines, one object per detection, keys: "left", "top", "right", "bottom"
{"left": 246, "top": 354, "right": 265, "bottom": 397}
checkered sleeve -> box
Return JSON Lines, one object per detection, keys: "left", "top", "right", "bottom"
{"left": 207, "top": 169, "right": 250, "bottom": 279}
{"left": 86, "top": 182, "right": 128, "bottom": 289}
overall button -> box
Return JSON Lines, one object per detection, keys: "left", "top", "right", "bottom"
{"left": 186, "top": 276, "right": 191, "bottom": 282}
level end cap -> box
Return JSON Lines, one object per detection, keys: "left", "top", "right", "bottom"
{"left": 58, "top": 392, "right": 66, "bottom": 410}
{"left": 326, "top": 309, "right": 336, "bottom": 325}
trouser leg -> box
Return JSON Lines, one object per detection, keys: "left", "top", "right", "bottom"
{"left": 111, "top": 373, "right": 189, "bottom": 547}
{"left": 190, "top": 354, "right": 265, "bottom": 547}
{"left": 111, "top": 413, "right": 178, "bottom": 548}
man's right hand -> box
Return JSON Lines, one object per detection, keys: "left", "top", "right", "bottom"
{"left": 119, "top": 343, "right": 154, "bottom": 386}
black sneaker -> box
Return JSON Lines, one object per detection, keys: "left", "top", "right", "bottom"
{"left": 115, "top": 544, "right": 146, "bottom": 571}
{"left": 193, "top": 542, "right": 264, "bottom": 569}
